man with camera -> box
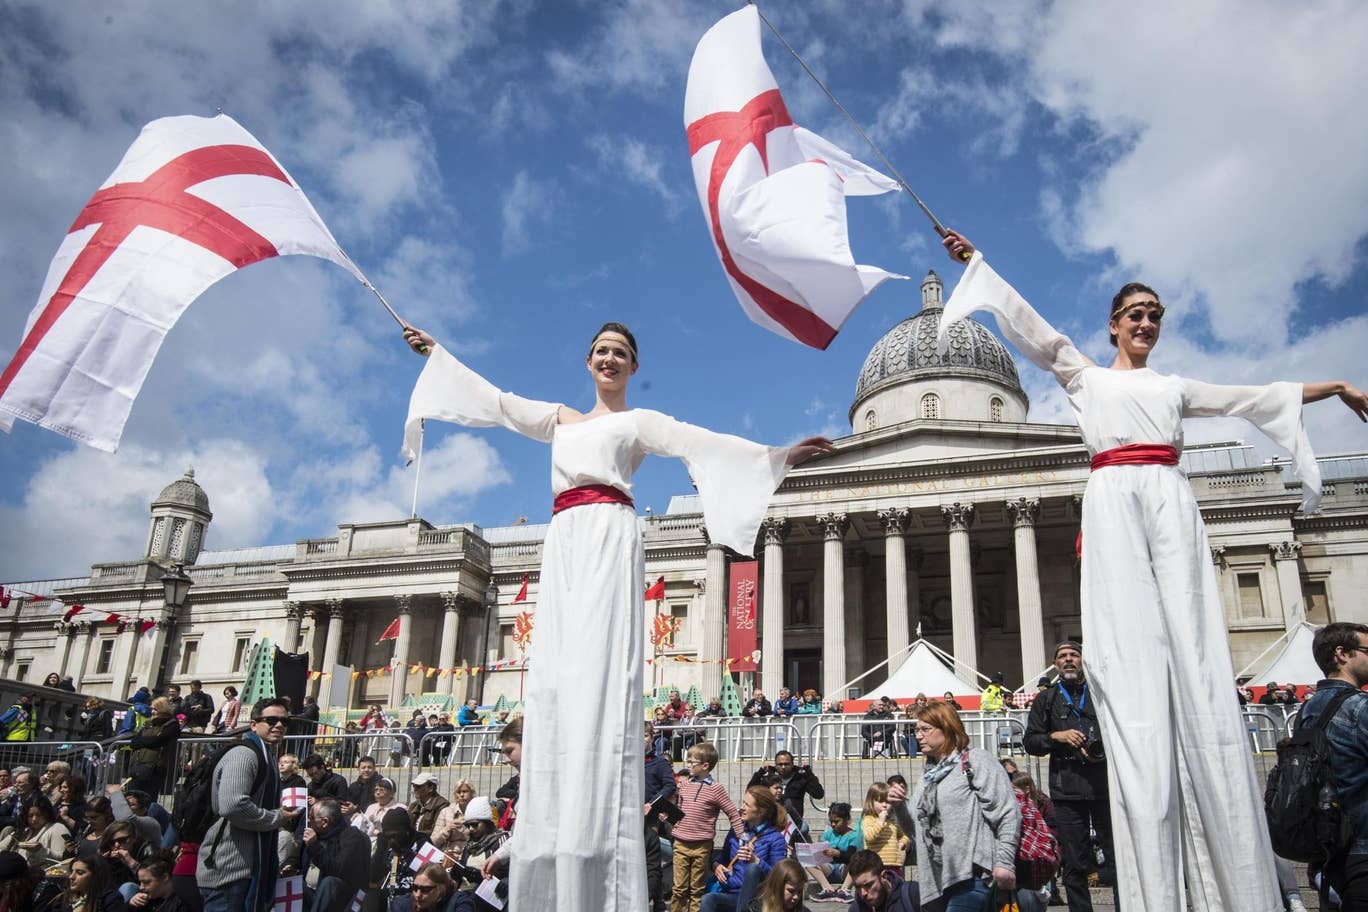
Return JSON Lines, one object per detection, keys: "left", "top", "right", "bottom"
{"left": 747, "top": 750, "right": 824, "bottom": 835}
{"left": 1025, "top": 641, "right": 1115, "bottom": 911}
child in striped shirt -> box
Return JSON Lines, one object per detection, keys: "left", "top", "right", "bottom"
{"left": 671, "top": 741, "right": 744, "bottom": 912}
{"left": 861, "top": 781, "right": 909, "bottom": 871}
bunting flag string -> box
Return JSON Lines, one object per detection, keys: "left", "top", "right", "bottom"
{"left": 317, "top": 653, "right": 746, "bottom": 679}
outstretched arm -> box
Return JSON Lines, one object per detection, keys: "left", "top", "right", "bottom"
{"left": 937, "top": 230, "right": 1093, "bottom": 389}
{"left": 401, "top": 324, "right": 562, "bottom": 460}
{"left": 1302, "top": 381, "right": 1368, "bottom": 420}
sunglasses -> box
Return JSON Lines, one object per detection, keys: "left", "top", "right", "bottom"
{"left": 255, "top": 716, "right": 289, "bottom": 727}
{"left": 411, "top": 885, "right": 436, "bottom": 894}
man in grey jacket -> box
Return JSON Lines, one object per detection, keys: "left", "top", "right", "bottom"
{"left": 198, "top": 696, "right": 302, "bottom": 912}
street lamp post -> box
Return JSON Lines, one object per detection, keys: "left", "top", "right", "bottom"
{"left": 161, "top": 564, "right": 194, "bottom": 613}
{"left": 148, "top": 563, "right": 193, "bottom": 692}
{"left": 477, "top": 580, "right": 498, "bottom": 705}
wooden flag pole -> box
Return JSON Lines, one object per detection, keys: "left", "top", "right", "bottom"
{"left": 748, "top": 2, "right": 968, "bottom": 259}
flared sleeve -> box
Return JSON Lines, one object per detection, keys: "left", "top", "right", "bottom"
{"left": 936, "top": 252, "right": 1091, "bottom": 389}
{"left": 402, "top": 343, "right": 561, "bottom": 462}
{"left": 636, "top": 409, "right": 790, "bottom": 556}
{"left": 1181, "top": 378, "right": 1321, "bottom": 514}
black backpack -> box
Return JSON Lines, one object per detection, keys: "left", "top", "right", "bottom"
{"left": 172, "top": 738, "right": 268, "bottom": 843}
{"left": 1264, "top": 686, "right": 1361, "bottom": 864}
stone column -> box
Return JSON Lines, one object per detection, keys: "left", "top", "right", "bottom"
{"left": 1270, "top": 541, "right": 1305, "bottom": 631}
{"left": 142, "top": 612, "right": 177, "bottom": 692}
{"left": 701, "top": 536, "right": 728, "bottom": 702}
{"left": 283, "top": 601, "right": 303, "bottom": 655}
{"left": 942, "top": 502, "right": 978, "bottom": 670}
{"left": 438, "top": 591, "right": 464, "bottom": 696}
{"left": 72, "top": 623, "right": 94, "bottom": 690}
{"left": 1007, "top": 498, "right": 1046, "bottom": 685}
{"left": 879, "top": 509, "right": 911, "bottom": 672}
{"left": 845, "top": 550, "right": 868, "bottom": 685}
{"left": 759, "top": 518, "right": 789, "bottom": 699}
{"left": 318, "top": 600, "right": 345, "bottom": 705}
{"left": 390, "top": 595, "right": 414, "bottom": 707}
{"left": 111, "top": 622, "right": 141, "bottom": 693}
{"left": 818, "top": 513, "right": 850, "bottom": 702}
{"left": 55, "top": 624, "right": 77, "bottom": 678}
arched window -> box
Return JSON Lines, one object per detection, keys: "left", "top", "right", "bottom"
{"left": 990, "top": 396, "right": 1004, "bottom": 422}
{"left": 921, "top": 392, "right": 940, "bottom": 419}
{"left": 865, "top": 410, "right": 877, "bottom": 431}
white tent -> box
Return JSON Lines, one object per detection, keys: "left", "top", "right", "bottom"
{"left": 862, "top": 638, "right": 983, "bottom": 700}
{"left": 1240, "top": 622, "right": 1324, "bottom": 687}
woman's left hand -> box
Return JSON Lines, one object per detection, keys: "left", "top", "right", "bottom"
{"left": 786, "top": 436, "right": 837, "bottom": 466}
{"left": 991, "top": 866, "right": 1016, "bottom": 891}
{"left": 1339, "top": 383, "right": 1368, "bottom": 421}
{"left": 736, "top": 844, "right": 755, "bottom": 863}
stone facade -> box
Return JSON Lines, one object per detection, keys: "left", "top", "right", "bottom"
{"left": 3, "top": 274, "right": 1366, "bottom": 709}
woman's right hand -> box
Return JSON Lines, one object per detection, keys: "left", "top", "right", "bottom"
{"left": 713, "top": 863, "right": 728, "bottom": 883}
{"left": 992, "top": 866, "right": 1017, "bottom": 891}
{"left": 941, "top": 229, "right": 975, "bottom": 264}
{"left": 402, "top": 325, "right": 435, "bottom": 356}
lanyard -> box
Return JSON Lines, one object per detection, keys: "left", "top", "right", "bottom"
{"left": 1059, "top": 682, "right": 1088, "bottom": 719}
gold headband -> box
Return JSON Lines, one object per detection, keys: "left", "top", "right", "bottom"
{"left": 1111, "top": 299, "right": 1165, "bottom": 319}
{"left": 589, "top": 332, "right": 637, "bottom": 362}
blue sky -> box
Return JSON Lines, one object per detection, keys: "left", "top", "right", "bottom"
{"left": 3, "top": 1, "right": 1367, "bottom": 580}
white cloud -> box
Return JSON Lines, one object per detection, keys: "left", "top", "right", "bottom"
{"left": 587, "top": 134, "right": 680, "bottom": 212}
{"left": 545, "top": 0, "right": 715, "bottom": 96}
{"left": 500, "top": 170, "right": 557, "bottom": 257}
{"left": 0, "top": 440, "right": 274, "bottom": 579}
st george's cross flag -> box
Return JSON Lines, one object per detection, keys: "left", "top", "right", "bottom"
{"left": 684, "top": 7, "right": 904, "bottom": 350}
{"left": 272, "top": 876, "right": 306, "bottom": 912}
{"left": 0, "top": 114, "right": 368, "bottom": 452}
{"left": 410, "top": 840, "right": 445, "bottom": 871}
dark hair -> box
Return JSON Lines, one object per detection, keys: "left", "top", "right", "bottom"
{"left": 68, "top": 853, "right": 115, "bottom": 899}
{"left": 302, "top": 753, "right": 327, "bottom": 770}
{"left": 358, "top": 755, "right": 377, "bottom": 766}
{"left": 28, "top": 794, "right": 56, "bottom": 824}
{"left": 774, "top": 750, "right": 794, "bottom": 763}
{"left": 846, "top": 848, "right": 885, "bottom": 881}
{"left": 0, "top": 851, "right": 40, "bottom": 908}
{"left": 1108, "top": 282, "right": 1161, "bottom": 345}
{"left": 124, "top": 788, "right": 153, "bottom": 810}
{"left": 1011, "top": 771, "right": 1047, "bottom": 805}
{"left": 190, "top": 679, "right": 202, "bottom": 687}
{"left": 137, "top": 850, "right": 176, "bottom": 880}
{"left": 828, "top": 801, "right": 852, "bottom": 821}
{"left": 1313, "top": 622, "right": 1368, "bottom": 676}
{"left": 251, "top": 696, "right": 289, "bottom": 720}
{"left": 64, "top": 774, "right": 88, "bottom": 803}
{"left": 886, "top": 773, "right": 907, "bottom": 788}
{"left": 223, "top": 686, "right": 238, "bottom": 697}
{"left": 86, "top": 795, "right": 114, "bottom": 821}
{"left": 587, "top": 322, "right": 639, "bottom": 365}
{"left": 499, "top": 717, "right": 523, "bottom": 745}
{"left": 100, "top": 820, "right": 143, "bottom": 855}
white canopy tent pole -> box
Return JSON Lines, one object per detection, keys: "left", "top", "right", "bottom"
{"left": 1234, "top": 620, "right": 1316, "bottom": 682}
{"left": 838, "top": 636, "right": 990, "bottom": 697}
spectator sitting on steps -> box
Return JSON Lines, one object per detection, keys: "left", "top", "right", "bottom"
{"left": 742, "top": 690, "right": 773, "bottom": 719}
{"left": 302, "top": 755, "right": 348, "bottom": 803}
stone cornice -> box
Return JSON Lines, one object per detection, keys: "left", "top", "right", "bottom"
{"left": 780, "top": 444, "right": 1089, "bottom": 493}
{"left": 281, "top": 558, "right": 472, "bottom": 582}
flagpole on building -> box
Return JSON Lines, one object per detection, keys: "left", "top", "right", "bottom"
{"left": 748, "top": 2, "right": 968, "bottom": 259}
{"left": 410, "top": 419, "right": 424, "bottom": 520}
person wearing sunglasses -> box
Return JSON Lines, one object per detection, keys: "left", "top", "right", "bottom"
{"left": 195, "top": 697, "right": 302, "bottom": 912}
{"left": 399, "top": 863, "right": 475, "bottom": 912}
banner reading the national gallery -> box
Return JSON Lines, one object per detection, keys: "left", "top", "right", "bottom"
{"left": 727, "top": 560, "right": 759, "bottom": 672}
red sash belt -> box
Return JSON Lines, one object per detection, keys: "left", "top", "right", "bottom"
{"left": 553, "top": 483, "right": 634, "bottom": 515}
{"left": 1079, "top": 444, "right": 1181, "bottom": 558}
{"left": 1090, "top": 443, "right": 1179, "bottom": 471}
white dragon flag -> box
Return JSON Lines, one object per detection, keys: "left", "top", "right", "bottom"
{"left": 0, "top": 113, "right": 368, "bottom": 452}
{"left": 684, "top": 6, "right": 905, "bottom": 350}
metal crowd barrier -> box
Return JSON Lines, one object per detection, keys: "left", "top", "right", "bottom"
{"left": 0, "top": 740, "right": 108, "bottom": 792}
{"left": 416, "top": 725, "right": 504, "bottom": 767}
{"left": 650, "top": 718, "right": 805, "bottom": 763}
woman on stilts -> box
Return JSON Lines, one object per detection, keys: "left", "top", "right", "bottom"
{"left": 399, "top": 322, "right": 832, "bottom": 911}
{"left": 936, "top": 229, "right": 1367, "bottom": 911}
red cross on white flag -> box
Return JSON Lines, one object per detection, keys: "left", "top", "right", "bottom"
{"left": 273, "top": 875, "right": 305, "bottom": 912}
{"left": 410, "top": 840, "right": 445, "bottom": 871}
{"left": 0, "top": 113, "right": 368, "bottom": 452}
{"left": 684, "top": 7, "right": 903, "bottom": 350}
{"left": 281, "top": 786, "right": 308, "bottom": 809}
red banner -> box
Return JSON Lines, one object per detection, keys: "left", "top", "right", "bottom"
{"left": 727, "top": 560, "right": 759, "bottom": 672}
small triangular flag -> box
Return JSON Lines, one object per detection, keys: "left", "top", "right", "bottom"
{"left": 644, "top": 575, "right": 666, "bottom": 602}
{"left": 513, "top": 572, "right": 529, "bottom": 603}
{"left": 377, "top": 617, "right": 401, "bottom": 643}
{"left": 62, "top": 603, "right": 85, "bottom": 623}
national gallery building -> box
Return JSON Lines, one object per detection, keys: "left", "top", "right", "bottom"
{"left": 4, "top": 272, "right": 1366, "bottom": 711}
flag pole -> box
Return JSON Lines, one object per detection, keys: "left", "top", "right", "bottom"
{"left": 410, "top": 419, "right": 425, "bottom": 519}
{"left": 748, "top": 2, "right": 969, "bottom": 260}
{"left": 362, "top": 280, "right": 430, "bottom": 354}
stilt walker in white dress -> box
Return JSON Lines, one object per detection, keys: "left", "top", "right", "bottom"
{"left": 399, "top": 322, "right": 833, "bottom": 911}
{"left": 935, "top": 230, "right": 1368, "bottom": 911}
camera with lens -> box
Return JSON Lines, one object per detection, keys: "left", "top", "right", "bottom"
{"left": 1079, "top": 724, "right": 1106, "bottom": 763}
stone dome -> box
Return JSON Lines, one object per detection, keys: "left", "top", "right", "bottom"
{"left": 153, "top": 467, "right": 211, "bottom": 516}
{"left": 850, "top": 270, "right": 1027, "bottom": 427}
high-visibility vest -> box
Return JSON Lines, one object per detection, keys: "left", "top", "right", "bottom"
{"left": 3, "top": 703, "right": 34, "bottom": 741}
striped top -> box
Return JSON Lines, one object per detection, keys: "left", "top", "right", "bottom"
{"left": 862, "top": 814, "right": 905, "bottom": 866}
{"left": 672, "top": 778, "right": 745, "bottom": 843}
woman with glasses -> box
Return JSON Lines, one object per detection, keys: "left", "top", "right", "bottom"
{"left": 99, "top": 820, "right": 149, "bottom": 902}
{"left": 75, "top": 797, "right": 115, "bottom": 861}
{"left": 904, "top": 703, "right": 1037, "bottom": 912}
{"left": 397, "top": 864, "right": 469, "bottom": 912}
{"left": 936, "top": 229, "right": 1368, "bottom": 911}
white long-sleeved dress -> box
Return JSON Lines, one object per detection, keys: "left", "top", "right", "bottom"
{"left": 938, "top": 254, "right": 1319, "bottom": 912}
{"left": 404, "top": 345, "right": 789, "bottom": 911}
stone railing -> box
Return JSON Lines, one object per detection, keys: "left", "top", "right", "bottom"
{"left": 302, "top": 538, "right": 339, "bottom": 556}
